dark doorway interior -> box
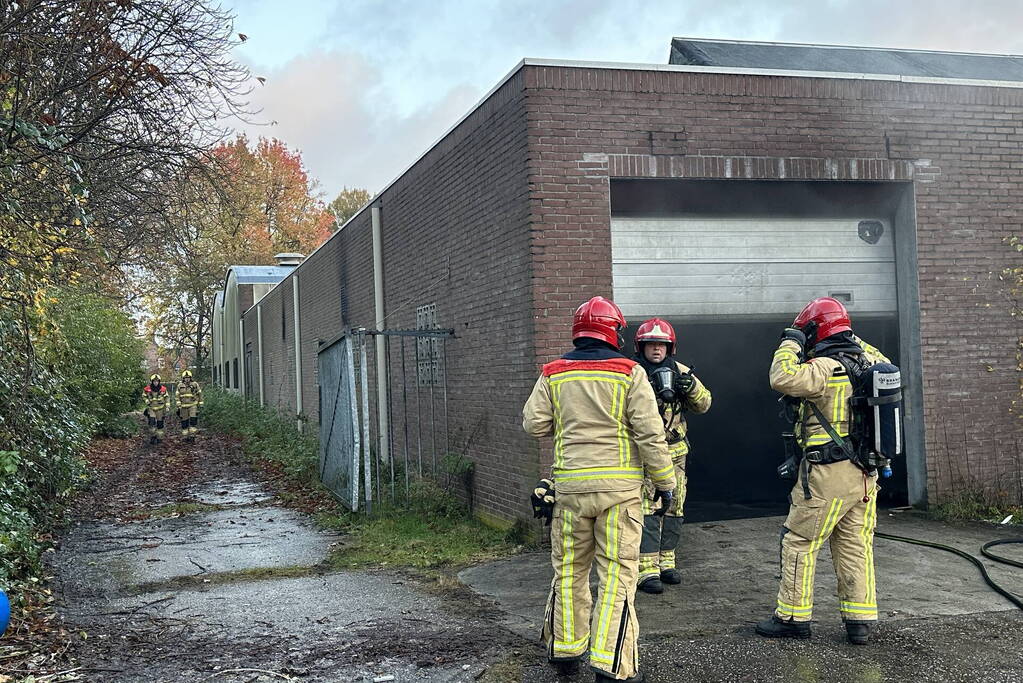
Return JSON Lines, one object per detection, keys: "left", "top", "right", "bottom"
{"left": 613, "top": 178, "right": 913, "bottom": 521}
{"left": 623, "top": 317, "right": 905, "bottom": 522}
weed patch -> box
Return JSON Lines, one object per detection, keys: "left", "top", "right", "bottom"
{"left": 929, "top": 489, "right": 1023, "bottom": 525}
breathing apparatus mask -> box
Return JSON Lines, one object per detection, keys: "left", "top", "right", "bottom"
{"left": 649, "top": 366, "right": 678, "bottom": 404}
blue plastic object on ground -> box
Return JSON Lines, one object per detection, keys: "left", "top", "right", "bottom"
{"left": 0, "top": 589, "right": 9, "bottom": 635}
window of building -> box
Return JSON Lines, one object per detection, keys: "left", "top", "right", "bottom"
{"left": 232, "top": 358, "right": 239, "bottom": 389}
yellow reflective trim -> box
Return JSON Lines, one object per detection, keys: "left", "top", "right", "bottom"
{"left": 777, "top": 600, "right": 813, "bottom": 615}
{"left": 594, "top": 504, "right": 621, "bottom": 654}
{"left": 560, "top": 510, "right": 575, "bottom": 642}
{"left": 590, "top": 650, "right": 614, "bottom": 663}
{"left": 553, "top": 636, "right": 589, "bottom": 651}
{"left": 613, "top": 382, "right": 627, "bottom": 468}
{"left": 549, "top": 372, "right": 632, "bottom": 386}
{"left": 840, "top": 601, "right": 877, "bottom": 609}
{"left": 551, "top": 382, "right": 565, "bottom": 470}
{"left": 861, "top": 492, "right": 877, "bottom": 602}
{"left": 774, "top": 348, "right": 800, "bottom": 376}
{"left": 840, "top": 607, "right": 878, "bottom": 615}
{"left": 802, "top": 497, "right": 842, "bottom": 607}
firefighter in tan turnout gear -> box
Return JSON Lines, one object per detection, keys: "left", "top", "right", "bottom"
{"left": 632, "top": 319, "right": 711, "bottom": 595}
{"left": 143, "top": 374, "right": 170, "bottom": 445}
{"left": 756, "top": 297, "right": 891, "bottom": 645}
{"left": 176, "top": 370, "right": 204, "bottom": 441}
{"left": 523, "top": 296, "right": 676, "bottom": 683}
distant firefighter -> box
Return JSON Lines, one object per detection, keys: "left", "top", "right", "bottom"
{"left": 176, "top": 370, "right": 204, "bottom": 441}
{"left": 143, "top": 374, "right": 169, "bottom": 445}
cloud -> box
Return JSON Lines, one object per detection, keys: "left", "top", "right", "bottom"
{"left": 228, "top": 0, "right": 1023, "bottom": 198}
{"left": 237, "top": 49, "right": 479, "bottom": 197}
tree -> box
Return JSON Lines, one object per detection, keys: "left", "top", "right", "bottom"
{"left": 0, "top": 0, "right": 252, "bottom": 349}
{"left": 144, "top": 136, "right": 332, "bottom": 368}
{"left": 328, "top": 187, "right": 371, "bottom": 231}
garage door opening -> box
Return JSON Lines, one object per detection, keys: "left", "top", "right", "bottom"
{"left": 612, "top": 179, "right": 918, "bottom": 521}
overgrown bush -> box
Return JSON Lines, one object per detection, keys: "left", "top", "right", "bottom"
{"left": 201, "top": 388, "right": 319, "bottom": 485}
{"left": 38, "top": 289, "right": 146, "bottom": 433}
{"left": 0, "top": 317, "right": 89, "bottom": 584}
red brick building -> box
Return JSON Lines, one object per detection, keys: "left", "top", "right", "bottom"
{"left": 229, "top": 41, "right": 1023, "bottom": 523}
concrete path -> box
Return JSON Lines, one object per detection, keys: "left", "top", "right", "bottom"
{"left": 48, "top": 437, "right": 527, "bottom": 682}
{"left": 461, "top": 511, "right": 1023, "bottom": 682}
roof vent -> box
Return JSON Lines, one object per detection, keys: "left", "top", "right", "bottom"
{"left": 273, "top": 252, "right": 304, "bottom": 267}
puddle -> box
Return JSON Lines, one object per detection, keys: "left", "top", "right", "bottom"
{"left": 57, "top": 506, "right": 339, "bottom": 595}
{"left": 190, "top": 479, "right": 274, "bottom": 506}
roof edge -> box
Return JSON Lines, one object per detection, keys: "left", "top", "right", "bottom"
{"left": 669, "top": 36, "right": 1023, "bottom": 61}
{"left": 521, "top": 57, "right": 1023, "bottom": 90}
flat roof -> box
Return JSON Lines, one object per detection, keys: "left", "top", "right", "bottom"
{"left": 230, "top": 265, "right": 295, "bottom": 285}
{"left": 670, "top": 37, "right": 1023, "bottom": 82}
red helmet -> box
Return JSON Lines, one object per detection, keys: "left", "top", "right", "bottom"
{"left": 793, "top": 297, "right": 852, "bottom": 343}
{"left": 635, "top": 318, "right": 676, "bottom": 355}
{"left": 572, "top": 296, "right": 626, "bottom": 348}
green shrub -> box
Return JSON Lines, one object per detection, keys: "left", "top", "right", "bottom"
{"left": 0, "top": 316, "right": 89, "bottom": 583}
{"left": 201, "top": 388, "right": 319, "bottom": 485}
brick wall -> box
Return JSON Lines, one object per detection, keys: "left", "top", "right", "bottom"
{"left": 522, "top": 65, "right": 1023, "bottom": 504}
{"left": 241, "top": 71, "right": 537, "bottom": 521}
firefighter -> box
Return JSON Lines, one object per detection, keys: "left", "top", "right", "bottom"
{"left": 143, "top": 374, "right": 170, "bottom": 444}
{"left": 632, "top": 318, "right": 712, "bottom": 595}
{"left": 523, "top": 296, "right": 676, "bottom": 683}
{"left": 176, "top": 370, "right": 204, "bottom": 440}
{"left": 756, "top": 297, "right": 889, "bottom": 645}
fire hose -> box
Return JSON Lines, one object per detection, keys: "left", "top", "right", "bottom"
{"left": 876, "top": 532, "right": 1023, "bottom": 610}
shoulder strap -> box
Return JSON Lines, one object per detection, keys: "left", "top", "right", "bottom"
{"left": 807, "top": 401, "right": 856, "bottom": 461}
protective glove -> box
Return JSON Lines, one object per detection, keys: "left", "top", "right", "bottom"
{"left": 674, "top": 372, "right": 695, "bottom": 395}
{"left": 781, "top": 327, "right": 806, "bottom": 347}
{"left": 651, "top": 488, "right": 673, "bottom": 516}
{"left": 530, "top": 478, "right": 556, "bottom": 525}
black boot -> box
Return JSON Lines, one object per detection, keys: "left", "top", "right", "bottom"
{"left": 594, "top": 670, "right": 644, "bottom": 682}
{"left": 845, "top": 621, "right": 871, "bottom": 645}
{"left": 637, "top": 576, "right": 663, "bottom": 594}
{"left": 149, "top": 434, "right": 157, "bottom": 445}
{"left": 755, "top": 615, "right": 811, "bottom": 639}
{"left": 660, "top": 568, "right": 682, "bottom": 585}
{"left": 551, "top": 657, "right": 581, "bottom": 677}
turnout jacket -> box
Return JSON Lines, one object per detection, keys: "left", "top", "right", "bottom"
{"left": 523, "top": 356, "right": 677, "bottom": 495}
{"left": 143, "top": 384, "right": 169, "bottom": 411}
{"left": 176, "top": 380, "right": 204, "bottom": 409}
{"left": 769, "top": 335, "right": 888, "bottom": 449}
{"left": 660, "top": 361, "right": 711, "bottom": 459}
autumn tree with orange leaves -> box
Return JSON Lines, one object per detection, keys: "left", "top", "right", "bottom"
{"left": 145, "top": 135, "right": 332, "bottom": 369}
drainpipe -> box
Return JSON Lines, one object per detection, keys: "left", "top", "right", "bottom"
{"left": 257, "top": 305, "right": 264, "bottom": 406}
{"left": 293, "top": 274, "right": 303, "bottom": 432}
{"left": 372, "top": 206, "right": 390, "bottom": 464}
{"left": 238, "top": 318, "right": 245, "bottom": 399}
{"left": 218, "top": 306, "right": 225, "bottom": 388}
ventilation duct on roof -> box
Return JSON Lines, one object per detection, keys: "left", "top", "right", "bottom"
{"left": 273, "top": 252, "right": 304, "bottom": 266}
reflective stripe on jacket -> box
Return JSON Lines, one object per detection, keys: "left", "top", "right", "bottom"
{"left": 523, "top": 357, "right": 676, "bottom": 494}
{"left": 143, "top": 385, "right": 169, "bottom": 410}
{"left": 769, "top": 336, "right": 888, "bottom": 449}
{"left": 177, "top": 381, "right": 204, "bottom": 408}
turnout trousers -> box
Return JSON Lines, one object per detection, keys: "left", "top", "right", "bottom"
{"left": 178, "top": 406, "right": 198, "bottom": 435}
{"left": 542, "top": 488, "right": 643, "bottom": 680}
{"left": 775, "top": 459, "right": 880, "bottom": 624}
{"left": 639, "top": 452, "right": 687, "bottom": 583}
{"left": 146, "top": 408, "right": 166, "bottom": 439}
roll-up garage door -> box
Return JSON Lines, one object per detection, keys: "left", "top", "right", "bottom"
{"left": 611, "top": 217, "right": 896, "bottom": 319}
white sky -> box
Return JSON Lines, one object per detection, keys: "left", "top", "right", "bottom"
{"left": 225, "top": 0, "right": 1023, "bottom": 199}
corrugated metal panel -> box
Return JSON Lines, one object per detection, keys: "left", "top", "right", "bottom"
{"left": 611, "top": 217, "right": 896, "bottom": 319}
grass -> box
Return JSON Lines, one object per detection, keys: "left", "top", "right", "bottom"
{"left": 929, "top": 490, "right": 1023, "bottom": 525}
{"left": 201, "top": 388, "right": 520, "bottom": 571}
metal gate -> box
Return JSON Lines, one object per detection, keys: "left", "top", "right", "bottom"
{"left": 317, "top": 327, "right": 452, "bottom": 512}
